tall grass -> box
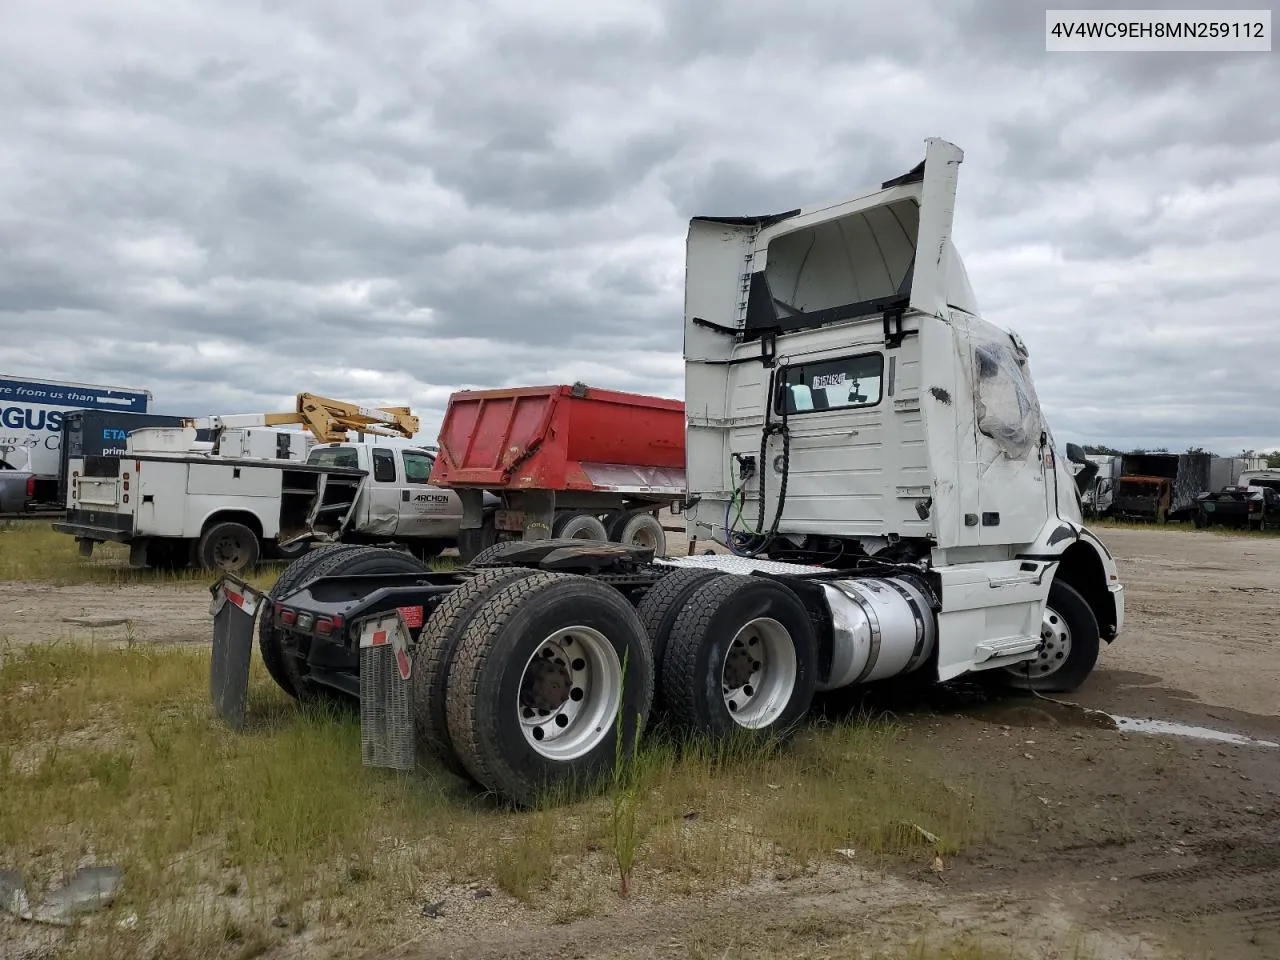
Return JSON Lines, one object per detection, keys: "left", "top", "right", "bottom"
{"left": 0, "top": 641, "right": 984, "bottom": 956}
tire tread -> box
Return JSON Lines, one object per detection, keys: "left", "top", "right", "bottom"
{"left": 412, "top": 566, "right": 541, "bottom": 777}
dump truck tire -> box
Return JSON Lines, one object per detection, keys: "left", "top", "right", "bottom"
{"left": 1000, "top": 580, "right": 1100, "bottom": 694}
{"left": 445, "top": 573, "right": 654, "bottom": 808}
{"left": 636, "top": 567, "right": 723, "bottom": 711}
{"left": 661, "top": 574, "right": 818, "bottom": 740}
{"left": 198, "top": 521, "right": 261, "bottom": 573}
{"left": 258, "top": 544, "right": 395, "bottom": 698}
{"left": 614, "top": 512, "right": 666, "bottom": 554}
{"left": 552, "top": 512, "right": 609, "bottom": 541}
{"left": 412, "top": 566, "right": 543, "bottom": 779}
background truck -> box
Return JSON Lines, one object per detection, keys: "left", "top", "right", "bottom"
{"left": 305, "top": 440, "right": 497, "bottom": 561}
{"left": 55, "top": 425, "right": 368, "bottom": 570}
{"left": 0, "top": 447, "right": 38, "bottom": 515}
{"left": 58, "top": 410, "right": 223, "bottom": 509}
{"left": 1079, "top": 454, "right": 1121, "bottom": 517}
{"left": 429, "top": 383, "right": 687, "bottom": 561}
{"left": 206, "top": 136, "right": 1124, "bottom": 811}
{"left": 0, "top": 374, "right": 153, "bottom": 507}
{"left": 53, "top": 394, "right": 422, "bottom": 570}
{"left": 1111, "top": 452, "right": 1212, "bottom": 522}
{"left": 1195, "top": 468, "right": 1280, "bottom": 530}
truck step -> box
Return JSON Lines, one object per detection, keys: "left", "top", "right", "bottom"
{"left": 974, "top": 635, "right": 1041, "bottom": 661}
{"left": 314, "top": 502, "right": 355, "bottom": 515}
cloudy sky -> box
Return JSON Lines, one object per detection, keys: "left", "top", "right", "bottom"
{"left": 1, "top": 0, "right": 1277, "bottom": 454}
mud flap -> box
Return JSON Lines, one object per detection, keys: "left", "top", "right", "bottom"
{"left": 209, "top": 575, "right": 263, "bottom": 729}
{"left": 356, "top": 611, "right": 415, "bottom": 771}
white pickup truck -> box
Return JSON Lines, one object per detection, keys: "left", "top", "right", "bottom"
{"left": 53, "top": 429, "right": 488, "bottom": 572}
{"left": 304, "top": 440, "right": 496, "bottom": 560}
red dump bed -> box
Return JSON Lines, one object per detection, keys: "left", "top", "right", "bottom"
{"left": 431, "top": 384, "right": 686, "bottom": 495}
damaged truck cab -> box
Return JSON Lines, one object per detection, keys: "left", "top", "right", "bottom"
{"left": 682, "top": 137, "right": 1123, "bottom": 690}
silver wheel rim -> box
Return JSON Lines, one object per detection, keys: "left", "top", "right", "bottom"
{"left": 721, "top": 617, "right": 797, "bottom": 729}
{"left": 1007, "top": 604, "right": 1073, "bottom": 679}
{"left": 625, "top": 521, "right": 661, "bottom": 550}
{"left": 518, "top": 625, "right": 621, "bottom": 760}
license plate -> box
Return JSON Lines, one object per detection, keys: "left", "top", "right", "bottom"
{"left": 397, "top": 605, "right": 424, "bottom": 629}
{"left": 494, "top": 510, "right": 526, "bottom": 532}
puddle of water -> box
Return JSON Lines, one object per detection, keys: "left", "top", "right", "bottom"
{"left": 959, "top": 697, "right": 1117, "bottom": 731}
{"left": 1113, "top": 716, "right": 1280, "bottom": 748}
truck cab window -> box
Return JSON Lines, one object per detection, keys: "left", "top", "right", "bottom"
{"left": 402, "top": 451, "right": 434, "bottom": 484}
{"left": 776, "top": 353, "right": 883, "bottom": 415}
{"left": 372, "top": 448, "right": 397, "bottom": 483}
{"left": 307, "top": 446, "right": 359, "bottom": 470}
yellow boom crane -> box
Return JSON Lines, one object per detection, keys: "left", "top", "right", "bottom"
{"left": 184, "top": 392, "right": 419, "bottom": 446}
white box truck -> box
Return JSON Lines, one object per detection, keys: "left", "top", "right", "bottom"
{"left": 0, "top": 375, "right": 152, "bottom": 509}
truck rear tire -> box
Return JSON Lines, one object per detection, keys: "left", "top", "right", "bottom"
{"left": 413, "top": 567, "right": 546, "bottom": 778}
{"left": 636, "top": 567, "right": 723, "bottom": 711}
{"left": 1000, "top": 580, "right": 1100, "bottom": 693}
{"left": 445, "top": 573, "right": 654, "bottom": 808}
{"left": 614, "top": 513, "right": 666, "bottom": 554}
{"left": 661, "top": 574, "right": 818, "bottom": 740}
{"left": 552, "top": 512, "right": 609, "bottom": 541}
{"left": 258, "top": 544, "right": 386, "bottom": 698}
{"left": 198, "top": 522, "right": 261, "bottom": 573}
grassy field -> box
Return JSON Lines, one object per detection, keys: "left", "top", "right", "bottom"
{"left": 0, "top": 640, "right": 985, "bottom": 959}
{"left": 0, "top": 518, "right": 1169, "bottom": 957}
{"left": 0, "top": 520, "right": 288, "bottom": 589}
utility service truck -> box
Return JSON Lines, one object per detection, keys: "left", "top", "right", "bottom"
{"left": 207, "top": 138, "right": 1125, "bottom": 810}
{"left": 53, "top": 394, "right": 422, "bottom": 570}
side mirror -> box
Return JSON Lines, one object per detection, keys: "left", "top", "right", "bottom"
{"left": 1065, "top": 443, "right": 1088, "bottom": 465}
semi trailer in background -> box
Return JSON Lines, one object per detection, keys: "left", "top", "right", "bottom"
{"left": 0, "top": 375, "right": 153, "bottom": 510}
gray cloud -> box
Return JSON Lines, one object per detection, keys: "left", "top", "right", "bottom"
{"left": 0, "top": 0, "right": 1277, "bottom": 455}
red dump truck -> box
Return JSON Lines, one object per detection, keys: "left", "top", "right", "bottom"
{"left": 430, "top": 382, "right": 686, "bottom": 560}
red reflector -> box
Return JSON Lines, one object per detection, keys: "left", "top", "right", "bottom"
{"left": 332, "top": 614, "right": 344, "bottom": 628}
{"left": 315, "top": 618, "right": 334, "bottom": 636}
{"left": 225, "top": 590, "right": 244, "bottom": 608}
{"left": 26, "top": 476, "right": 36, "bottom": 497}
{"left": 279, "top": 608, "right": 297, "bottom": 625}
{"left": 372, "top": 630, "right": 388, "bottom": 646}
{"left": 397, "top": 606, "right": 424, "bottom": 628}
{"left": 122, "top": 480, "right": 130, "bottom": 491}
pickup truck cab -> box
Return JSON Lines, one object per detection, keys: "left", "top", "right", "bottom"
{"left": 0, "top": 447, "right": 37, "bottom": 514}
{"left": 305, "top": 441, "right": 475, "bottom": 559}
{"left": 1195, "top": 469, "right": 1280, "bottom": 531}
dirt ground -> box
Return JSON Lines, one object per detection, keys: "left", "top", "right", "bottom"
{"left": 2, "top": 525, "right": 1278, "bottom": 959}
